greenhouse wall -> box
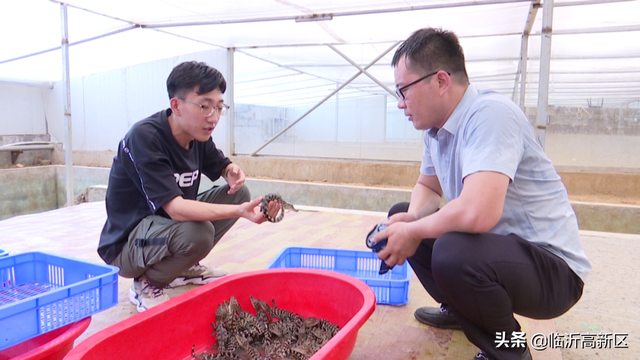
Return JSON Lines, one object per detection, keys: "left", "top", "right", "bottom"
{"left": 0, "top": 48, "right": 230, "bottom": 154}
{"left": 0, "top": 84, "right": 50, "bottom": 135}
{"left": 1, "top": 48, "right": 638, "bottom": 171}
{"left": 234, "top": 96, "right": 422, "bottom": 162}
{"left": 538, "top": 106, "right": 640, "bottom": 169}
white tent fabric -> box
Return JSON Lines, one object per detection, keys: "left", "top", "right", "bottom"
{"left": 1, "top": 0, "right": 639, "bottom": 107}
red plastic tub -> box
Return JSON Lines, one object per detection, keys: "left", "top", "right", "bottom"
{"left": 64, "top": 269, "right": 376, "bottom": 360}
{"left": 0, "top": 317, "right": 90, "bottom": 360}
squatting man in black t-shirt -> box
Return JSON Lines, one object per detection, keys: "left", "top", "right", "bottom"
{"left": 98, "top": 61, "right": 281, "bottom": 312}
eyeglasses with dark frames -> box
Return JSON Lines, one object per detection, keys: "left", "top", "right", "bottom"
{"left": 178, "top": 98, "right": 230, "bottom": 117}
{"left": 395, "top": 71, "right": 450, "bottom": 100}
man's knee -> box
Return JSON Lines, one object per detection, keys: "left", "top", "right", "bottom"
{"left": 173, "top": 221, "right": 215, "bottom": 257}
{"left": 388, "top": 202, "right": 410, "bottom": 217}
{"left": 431, "top": 232, "right": 477, "bottom": 281}
{"left": 235, "top": 184, "right": 251, "bottom": 203}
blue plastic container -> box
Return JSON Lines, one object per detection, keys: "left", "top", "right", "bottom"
{"left": 0, "top": 252, "right": 119, "bottom": 351}
{"left": 267, "top": 247, "right": 411, "bottom": 306}
{"left": 0, "top": 249, "right": 8, "bottom": 258}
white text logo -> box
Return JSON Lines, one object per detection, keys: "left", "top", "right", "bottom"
{"left": 174, "top": 170, "right": 199, "bottom": 187}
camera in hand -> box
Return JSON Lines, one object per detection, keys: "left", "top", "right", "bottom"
{"left": 365, "top": 222, "right": 393, "bottom": 275}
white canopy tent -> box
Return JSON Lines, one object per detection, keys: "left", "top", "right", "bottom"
{"left": 1, "top": 0, "right": 639, "bottom": 205}
{"left": 3, "top": 0, "right": 639, "bottom": 106}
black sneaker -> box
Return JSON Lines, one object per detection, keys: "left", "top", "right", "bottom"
{"left": 414, "top": 304, "right": 462, "bottom": 330}
{"left": 473, "top": 352, "right": 490, "bottom": 360}
{"left": 473, "top": 346, "right": 532, "bottom": 360}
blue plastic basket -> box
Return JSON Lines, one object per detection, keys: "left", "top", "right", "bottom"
{"left": 0, "top": 252, "right": 119, "bottom": 351}
{"left": 267, "top": 247, "right": 411, "bottom": 306}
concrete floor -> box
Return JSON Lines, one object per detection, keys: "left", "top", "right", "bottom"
{"left": 1, "top": 199, "right": 638, "bottom": 359}
{"left": 553, "top": 230, "right": 640, "bottom": 360}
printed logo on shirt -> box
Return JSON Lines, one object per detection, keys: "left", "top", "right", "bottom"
{"left": 174, "top": 170, "right": 199, "bottom": 188}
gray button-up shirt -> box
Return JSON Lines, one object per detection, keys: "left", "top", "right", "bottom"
{"left": 421, "top": 85, "right": 591, "bottom": 281}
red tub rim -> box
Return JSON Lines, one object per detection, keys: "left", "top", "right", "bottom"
{"left": 66, "top": 268, "right": 376, "bottom": 360}
{"left": 2, "top": 317, "right": 91, "bottom": 360}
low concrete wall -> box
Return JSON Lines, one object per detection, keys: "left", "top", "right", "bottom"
{"left": 572, "top": 202, "right": 640, "bottom": 234}
{"left": 232, "top": 157, "right": 640, "bottom": 202}
{"left": 559, "top": 171, "right": 640, "bottom": 199}
{"left": 0, "top": 165, "right": 110, "bottom": 220}
{"left": 67, "top": 151, "right": 640, "bottom": 199}
{"left": 243, "top": 178, "right": 411, "bottom": 212}
{"left": 70, "top": 177, "right": 640, "bottom": 235}
{"left": 0, "top": 134, "right": 54, "bottom": 167}
{"left": 0, "top": 167, "right": 58, "bottom": 220}
{"left": 2, "top": 162, "right": 639, "bottom": 234}
{"left": 230, "top": 155, "right": 420, "bottom": 188}
{"left": 54, "top": 166, "right": 110, "bottom": 205}
{"left": 0, "top": 148, "right": 53, "bottom": 167}
{"left": 69, "top": 150, "right": 116, "bottom": 168}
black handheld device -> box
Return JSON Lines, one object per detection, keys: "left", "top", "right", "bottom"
{"left": 365, "top": 222, "right": 393, "bottom": 275}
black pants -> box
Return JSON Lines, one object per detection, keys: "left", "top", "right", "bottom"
{"left": 389, "top": 203, "right": 584, "bottom": 360}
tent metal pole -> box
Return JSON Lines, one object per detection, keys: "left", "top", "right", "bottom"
{"left": 143, "top": 0, "right": 533, "bottom": 28}
{"left": 517, "top": 35, "right": 529, "bottom": 109}
{"left": 60, "top": 3, "right": 74, "bottom": 206}
{"left": 50, "top": 0, "right": 631, "bottom": 30}
{"left": 328, "top": 44, "right": 398, "bottom": 98}
{"left": 0, "top": 25, "right": 138, "bottom": 66}
{"left": 535, "top": 0, "right": 554, "bottom": 149}
{"left": 250, "top": 41, "right": 401, "bottom": 156}
{"left": 227, "top": 48, "right": 236, "bottom": 156}
{"left": 513, "top": 0, "right": 540, "bottom": 109}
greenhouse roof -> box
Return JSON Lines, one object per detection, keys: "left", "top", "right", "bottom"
{"left": 1, "top": 0, "right": 639, "bottom": 107}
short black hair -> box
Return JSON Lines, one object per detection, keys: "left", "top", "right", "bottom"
{"left": 392, "top": 28, "right": 469, "bottom": 84}
{"left": 166, "top": 61, "right": 227, "bottom": 99}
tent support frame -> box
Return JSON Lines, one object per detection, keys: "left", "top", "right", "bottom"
{"left": 535, "top": 0, "right": 554, "bottom": 148}
{"left": 250, "top": 41, "right": 400, "bottom": 156}
{"left": 60, "top": 3, "right": 74, "bottom": 207}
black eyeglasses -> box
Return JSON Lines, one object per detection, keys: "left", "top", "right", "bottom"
{"left": 178, "top": 98, "right": 230, "bottom": 117}
{"left": 395, "top": 71, "right": 449, "bottom": 100}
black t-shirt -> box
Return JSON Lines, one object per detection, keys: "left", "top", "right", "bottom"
{"left": 98, "top": 109, "right": 232, "bottom": 263}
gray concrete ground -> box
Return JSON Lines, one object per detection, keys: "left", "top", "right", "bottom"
{"left": 554, "top": 230, "right": 640, "bottom": 360}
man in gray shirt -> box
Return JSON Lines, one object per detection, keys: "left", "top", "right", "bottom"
{"left": 370, "top": 28, "right": 591, "bottom": 360}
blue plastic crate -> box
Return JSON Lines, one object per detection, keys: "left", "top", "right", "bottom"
{"left": 0, "top": 252, "right": 119, "bottom": 351}
{"left": 267, "top": 247, "right": 411, "bottom": 306}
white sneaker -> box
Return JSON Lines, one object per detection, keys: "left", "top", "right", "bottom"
{"left": 129, "top": 278, "right": 169, "bottom": 312}
{"left": 167, "top": 263, "right": 227, "bottom": 287}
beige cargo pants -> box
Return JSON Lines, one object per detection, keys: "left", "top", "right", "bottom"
{"left": 111, "top": 184, "right": 250, "bottom": 287}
